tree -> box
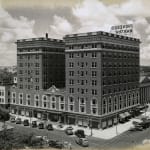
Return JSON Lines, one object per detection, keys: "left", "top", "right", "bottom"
{"left": 0, "top": 106, "right": 10, "bottom": 122}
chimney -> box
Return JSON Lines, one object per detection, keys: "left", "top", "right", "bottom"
{"left": 46, "top": 33, "right": 48, "bottom": 39}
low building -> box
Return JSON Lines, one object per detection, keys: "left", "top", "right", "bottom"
{"left": 0, "top": 85, "right": 11, "bottom": 109}
{"left": 140, "top": 76, "right": 150, "bottom": 105}
{"left": 10, "top": 85, "right": 66, "bottom": 123}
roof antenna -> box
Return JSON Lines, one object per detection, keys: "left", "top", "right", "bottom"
{"left": 46, "top": 33, "right": 48, "bottom": 39}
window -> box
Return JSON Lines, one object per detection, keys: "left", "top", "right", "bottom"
{"left": 79, "top": 98, "right": 86, "bottom": 113}
{"left": 103, "top": 98, "right": 107, "bottom": 114}
{"left": 92, "top": 89, "right": 97, "bottom": 95}
{"left": 69, "top": 53, "right": 74, "bottom": 58}
{"left": 69, "top": 88, "right": 74, "bottom": 93}
{"left": 108, "top": 97, "right": 112, "bottom": 112}
{"left": 51, "top": 96, "right": 56, "bottom": 109}
{"left": 35, "top": 70, "right": 39, "bottom": 75}
{"left": 92, "top": 62, "right": 97, "bottom": 68}
{"left": 35, "top": 78, "right": 39, "bottom": 82}
{"left": 35, "top": 63, "right": 39, "bottom": 67}
{"left": 12, "top": 92, "right": 16, "bottom": 104}
{"left": 34, "top": 95, "right": 39, "bottom": 107}
{"left": 26, "top": 94, "right": 31, "bottom": 105}
{"left": 35, "top": 86, "right": 39, "bottom": 91}
{"left": 81, "top": 62, "right": 84, "bottom": 68}
{"left": 92, "top": 80, "right": 97, "bottom": 86}
{"left": 69, "top": 71, "right": 74, "bottom": 76}
{"left": 68, "top": 97, "right": 74, "bottom": 112}
{"left": 19, "top": 93, "right": 23, "bottom": 105}
{"left": 92, "top": 52, "right": 97, "bottom": 58}
{"left": 91, "top": 98, "right": 98, "bottom": 115}
{"left": 42, "top": 95, "right": 48, "bottom": 108}
{"left": 81, "top": 71, "right": 84, "bottom": 77}
{"left": 69, "top": 62, "right": 74, "bottom": 68}
{"left": 59, "top": 96, "right": 65, "bottom": 111}
{"left": 92, "top": 71, "right": 97, "bottom": 77}
{"left": 69, "top": 79, "right": 74, "bottom": 85}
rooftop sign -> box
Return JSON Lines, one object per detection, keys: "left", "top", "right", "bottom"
{"left": 110, "top": 24, "right": 133, "bottom": 37}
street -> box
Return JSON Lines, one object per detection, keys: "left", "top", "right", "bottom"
{"left": 7, "top": 120, "right": 150, "bottom": 149}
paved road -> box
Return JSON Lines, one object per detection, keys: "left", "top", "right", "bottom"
{"left": 7, "top": 121, "right": 150, "bottom": 149}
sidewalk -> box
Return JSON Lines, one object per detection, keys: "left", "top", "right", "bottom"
{"left": 10, "top": 113, "right": 141, "bottom": 139}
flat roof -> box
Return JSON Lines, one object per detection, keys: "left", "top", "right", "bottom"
{"left": 64, "top": 31, "right": 140, "bottom": 42}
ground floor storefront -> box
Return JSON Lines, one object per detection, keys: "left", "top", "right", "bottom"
{"left": 10, "top": 105, "right": 139, "bottom": 129}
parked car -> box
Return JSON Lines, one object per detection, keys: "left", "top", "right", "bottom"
{"left": 32, "top": 121, "right": 37, "bottom": 128}
{"left": 65, "top": 126, "right": 73, "bottom": 135}
{"left": 57, "top": 124, "right": 64, "bottom": 128}
{"left": 75, "top": 137, "right": 89, "bottom": 147}
{"left": 129, "top": 126, "right": 143, "bottom": 131}
{"left": 10, "top": 117, "right": 16, "bottom": 123}
{"left": 74, "top": 129, "right": 85, "bottom": 138}
{"left": 23, "top": 119, "right": 29, "bottom": 126}
{"left": 46, "top": 124, "right": 54, "bottom": 130}
{"left": 139, "top": 120, "right": 150, "bottom": 129}
{"left": 48, "top": 140, "right": 64, "bottom": 149}
{"left": 38, "top": 122, "right": 45, "bottom": 129}
{"left": 16, "top": 118, "right": 22, "bottom": 124}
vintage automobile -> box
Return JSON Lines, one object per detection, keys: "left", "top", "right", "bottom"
{"left": 65, "top": 126, "right": 73, "bottom": 135}
{"left": 48, "top": 140, "right": 64, "bottom": 149}
{"left": 32, "top": 121, "right": 37, "bottom": 128}
{"left": 74, "top": 129, "right": 85, "bottom": 138}
{"left": 46, "top": 123, "right": 54, "bottom": 131}
{"left": 38, "top": 122, "right": 45, "bottom": 129}
{"left": 23, "top": 119, "right": 29, "bottom": 126}
{"left": 75, "top": 137, "right": 89, "bottom": 147}
{"left": 15, "top": 118, "right": 22, "bottom": 124}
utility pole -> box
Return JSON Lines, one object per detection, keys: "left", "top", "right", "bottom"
{"left": 116, "top": 113, "right": 118, "bottom": 136}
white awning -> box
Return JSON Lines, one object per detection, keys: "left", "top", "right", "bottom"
{"left": 78, "top": 120, "right": 82, "bottom": 126}
{"left": 124, "top": 112, "right": 130, "bottom": 117}
{"left": 119, "top": 113, "right": 126, "bottom": 119}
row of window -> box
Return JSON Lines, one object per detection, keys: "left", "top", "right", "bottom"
{"left": 102, "top": 69, "right": 139, "bottom": 76}
{"left": 19, "top": 63, "right": 40, "bottom": 68}
{"left": 18, "top": 54, "right": 39, "bottom": 60}
{"left": 102, "top": 85, "right": 139, "bottom": 95}
{"left": 102, "top": 52, "right": 139, "bottom": 59}
{"left": 68, "top": 62, "right": 138, "bottom": 69}
{"left": 69, "top": 88, "right": 98, "bottom": 95}
{"left": 18, "top": 84, "right": 39, "bottom": 90}
{"left": 68, "top": 52, "right": 97, "bottom": 58}
{"left": 19, "top": 70, "right": 40, "bottom": 75}
{"left": 102, "top": 92, "right": 139, "bottom": 113}
{"left": 67, "top": 43, "right": 139, "bottom": 52}
{"left": 102, "top": 62, "right": 138, "bottom": 68}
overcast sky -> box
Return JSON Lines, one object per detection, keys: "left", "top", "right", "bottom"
{"left": 0, "top": 0, "right": 150, "bottom": 66}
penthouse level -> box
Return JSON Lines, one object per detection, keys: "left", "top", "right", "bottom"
{"left": 64, "top": 31, "right": 140, "bottom": 51}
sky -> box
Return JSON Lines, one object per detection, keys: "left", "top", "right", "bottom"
{"left": 0, "top": 0, "right": 150, "bottom": 66}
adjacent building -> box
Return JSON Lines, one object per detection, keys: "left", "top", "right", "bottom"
{"left": 64, "top": 31, "right": 140, "bottom": 129}
{"left": 10, "top": 34, "right": 66, "bottom": 121}
{"left": 0, "top": 85, "right": 11, "bottom": 109}
{"left": 140, "top": 76, "right": 150, "bottom": 105}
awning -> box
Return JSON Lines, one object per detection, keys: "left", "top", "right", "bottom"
{"left": 119, "top": 113, "right": 126, "bottom": 119}
{"left": 124, "top": 112, "right": 131, "bottom": 117}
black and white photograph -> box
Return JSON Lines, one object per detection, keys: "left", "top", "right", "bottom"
{"left": 0, "top": 0, "right": 150, "bottom": 150}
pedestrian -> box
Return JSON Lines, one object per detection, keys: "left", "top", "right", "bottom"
{"left": 68, "top": 142, "right": 72, "bottom": 150}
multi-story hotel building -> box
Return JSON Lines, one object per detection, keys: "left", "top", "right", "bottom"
{"left": 10, "top": 34, "right": 66, "bottom": 122}
{"left": 140, "top": 76, "right": 150, "bottom": 105}
{"left": 64, "top": 31, "right": 140, "bottom": 129}
{"left": 16, "top": 33, "right": 65, "bottom": 90}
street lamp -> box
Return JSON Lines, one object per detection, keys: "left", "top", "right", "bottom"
{"left": 90, "top": 119, "right": 93, "bottom": 136}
